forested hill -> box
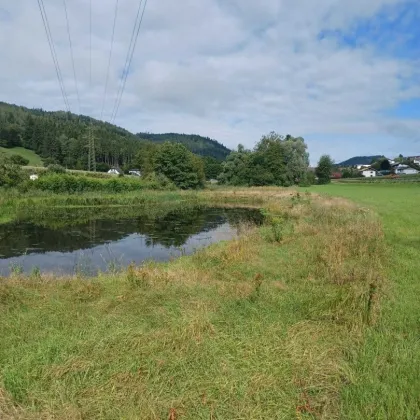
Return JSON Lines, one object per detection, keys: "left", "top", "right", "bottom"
{"left": 0, "top": 101, "right": 231, "bottom": 170}
{"left": 137, "top": 132, "right": 231, "bottom": 160}
{"left": 0, "top": 101, "right": 145, "bottom": 170}
{"left": 339, "top": 155, "right": 384, "bottom": 167}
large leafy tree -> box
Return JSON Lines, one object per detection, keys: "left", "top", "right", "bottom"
{"left": 218, "top": 144, "right": 252, "bottom": 185}
{"left": 218, "top": 133, "right": 310, "bottom": 187}
{"left": 203, "top": 156, "right": 222, "bottom": 180}
{"left": 154, "top": 142, "right": 205, "bottom": 189}
{"left": 316, "top": 155, "right": 334, "bottom": 184}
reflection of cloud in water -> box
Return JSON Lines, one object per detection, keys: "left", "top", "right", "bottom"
{"left": 0, "top": 208, "right": 255, "bottom": 276}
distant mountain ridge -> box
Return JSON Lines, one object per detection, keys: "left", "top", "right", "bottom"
{"left": 338, "top": 155, "right": 384, "bottom": 167}
{"left": 136, "top": 132, "right": 231, "bottom": 161}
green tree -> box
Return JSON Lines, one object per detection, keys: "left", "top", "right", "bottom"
{"left": 10, "top": 155, "right": 29, "bottom": 166}
{"left": 218, "top": 145, "right": 251, "bottom": 185}
{"left": 154, "top": 142, "right": 204, "bottom": 189}
{"left": 0, "top": 154, "right": 25, "bottom": 187}
{"left": 315, "top": 155, "right": 334, "bottom": 184}
{"left": 380, "top": 159, "right": 391, "bottom": 171}
{"left": 219, "top": 133, "right": 310, "bottom": 187}
{"left": 203, "top": 156, "right": 222, "bottom": 180}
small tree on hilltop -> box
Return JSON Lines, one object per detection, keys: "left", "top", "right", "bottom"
{"left": 316, "top": 155, "right": 334, "bottom": 184}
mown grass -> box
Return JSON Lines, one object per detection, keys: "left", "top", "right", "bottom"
{"left": 335, "top": 175, "right": 420, "bottom": 184}
{"left": 0, "top": 147, "right": 43, "bottom": 167}
{"left": 308, "top": 183, "right": 420, "bottom": 419}
{"left": 0, "top": 189, "right": 386, "bottom": 419}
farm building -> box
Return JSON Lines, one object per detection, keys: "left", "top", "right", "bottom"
{"left": 107, "top": 168, "right": 123, "bottom": 175}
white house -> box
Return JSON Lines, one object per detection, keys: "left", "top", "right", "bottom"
{"left": 407, "top": 156, "right": 420, "bottom": 165}
{"left": 357, "top": 164, "right": 371, "bottom": 170}
{"left": 128, "top": 169, "right": 141, "bottom": 177}
{"left": 29, "top": 174, "right": 39, "bottom": 181}
{"left": 394, "top": 164, "right": 419, "bottom": 175}
{"left": 107, "top": 168, "right": 123, "bottom": 175}
{"left": 361, "top": 168, "right": 377, "bottom": 177}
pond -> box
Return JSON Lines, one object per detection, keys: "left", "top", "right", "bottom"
{"left": 0, "top": 206, "right": 263, "bottom": 276}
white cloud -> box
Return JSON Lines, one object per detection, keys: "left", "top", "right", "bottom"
{"left": 0, "top": 0, "right": 419, "bottom": 163}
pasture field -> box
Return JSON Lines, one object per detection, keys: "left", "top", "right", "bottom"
{"left": 308, "top": 183, "right": 420, "bottom": 419}
{"left": 0, "top": 147, "right": 43, "bottom": 167}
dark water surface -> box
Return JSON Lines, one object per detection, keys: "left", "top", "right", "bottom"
{"left": 0, "top": 206, "right": 262, "bottom": 276}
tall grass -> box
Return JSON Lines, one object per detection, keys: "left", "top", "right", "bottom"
{"left": 308, "top": 183, "right": 420, "bottom": 419}
{"left": 0, "top": 189, "right": 386, "bottom": 419}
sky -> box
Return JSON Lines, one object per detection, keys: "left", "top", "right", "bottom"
{"left": 0, "top": 0, "right": 419, "bottom": 164}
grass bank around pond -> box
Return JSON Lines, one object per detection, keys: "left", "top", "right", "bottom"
{"left": 0, "top": 190, "right": 189, "bottom": 225}
{"left": 0, "top": 188, "right": 271, "bottom": 226}
{"left": 307, "top": 183, "right": 420, "bottom": 419}
{"left": 0, "top": 188, "right": 386, "bottom": 419}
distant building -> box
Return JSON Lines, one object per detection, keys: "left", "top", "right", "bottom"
{"left": 356, "top": 164, "right": 371, "bottom": 170}
{"left": 407, "top": 156, "right": 420, "bottom": 165}
{"left": 360, "top": 168, "right": 377, "bottom": 177}
{"left": 394, "top": 164, "right": 419, "bottom": 176}
{"left": 29, "top": 174, "right": 39, "bottom": 181}
{"left": 128, "top": 169, "right": 142, "bottom": 177}
{"left": 108, "top": 168, "right": 123, "bottom": 175}
{"left": 208, "top": 179, "right": 219, "bottom": 184}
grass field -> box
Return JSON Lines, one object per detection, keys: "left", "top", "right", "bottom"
{"left": 0, "top": 189, "right": 386, "bottom": 419}
{"left": 308, "top": 183, "right": 420, "bottom": 419}
{"left": 0, "top": 185, "right": 418, "bottom": 419}
{"left": 0, "top": 147, "right": 43, "bottom": 167}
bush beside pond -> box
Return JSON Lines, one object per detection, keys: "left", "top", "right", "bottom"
{"left": 20, "top": 173, "right": 176, "bottom": 194}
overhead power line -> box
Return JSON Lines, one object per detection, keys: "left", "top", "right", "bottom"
{"left": 62, "top": 0, "right": 81, "bottom": 113}
{"left": 90, "top": 0, "right": 92, "bottom": 87}
{"left": 36, "top": 0, "right": 70, "bottom": 112}
{"left": 110, "top": 0, "right": 148, "bottom": 123}
{"left": 100, "top": 0, "right": 120, "bottom": 120}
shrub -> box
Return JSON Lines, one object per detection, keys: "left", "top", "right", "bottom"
{"left": 0, "top": 154, "right": 26, "bottom": 188}
{"left": 144, "top": 172, "right": 176, "bottom": 190}
{"left": 47, "top": 164, "right": 66, "bottom": 174}
{"left": 10, "top": 155, "right": 30, "bottom": 166}
{"left": 30, "top": 173, "right": 175, "bottom": 194}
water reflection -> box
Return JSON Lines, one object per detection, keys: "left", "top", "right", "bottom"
{"left": 0, "top": 206, "right": 262, "bottom": 275}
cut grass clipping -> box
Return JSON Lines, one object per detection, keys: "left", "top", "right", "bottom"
{"left": 0, "top": 190, "right": 386, "bottom": 419}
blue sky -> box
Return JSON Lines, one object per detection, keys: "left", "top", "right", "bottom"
{"left": 0, "top": 0, "right": 419, "bottom": 164}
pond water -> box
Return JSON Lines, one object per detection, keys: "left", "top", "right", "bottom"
{"left": 0, "top": 206, "right": 262, "bottom": 276}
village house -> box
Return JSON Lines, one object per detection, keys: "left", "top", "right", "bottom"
{"left": 407, "top": 156, "right": 420, "bottom": 165}
{"left": 360, "top": 168, "right": 377, "bottom": 177}
{"left": 393, "top": 164, "right": 419, "bottom": 176}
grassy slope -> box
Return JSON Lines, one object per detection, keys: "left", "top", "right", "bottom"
{"left": 0, "top": 189, "right": 385, "bottom": 419}
{"left": 0, "top": 147, "right": 43, "bottom": 167}
{"left": 309, "top": 184, "right": 420, "bottom": 419}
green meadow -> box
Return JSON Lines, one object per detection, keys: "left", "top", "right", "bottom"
{"left": 308, "top": 183, "right": 420, "bottom": 419}
{"left": 0, "top": 147, "right": 43, "bottom": 167}
{"left": 0, "top": 184, "right": 418, "bottom": 419}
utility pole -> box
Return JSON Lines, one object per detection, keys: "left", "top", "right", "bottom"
{"left": 85, "top": 125, "right": 96, "bottom": 172}
{"left": 88, "top": 125, "right": 96, "bottom": 172}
